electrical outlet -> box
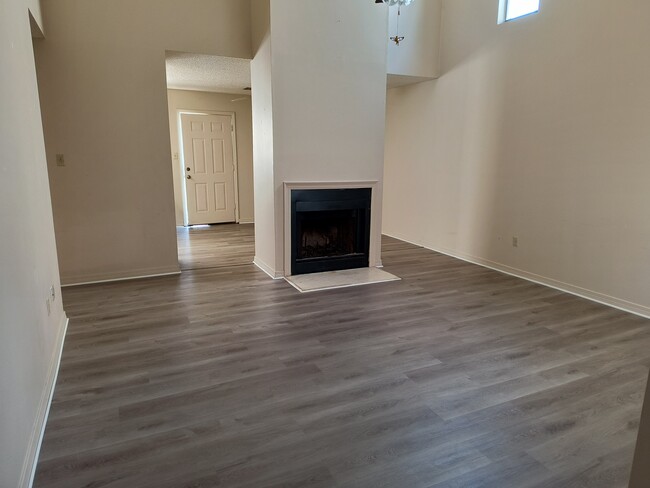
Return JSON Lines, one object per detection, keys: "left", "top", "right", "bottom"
{"left": 46, "top": 298, "right": 51, "bottom": 316}
{"left": 512, "top": 236, "right": 519, "bottom": 248}
{"left": 50, "top": 285, "right": 56, "bottom": 302}
{"left": 56, "top": 154, "right": 65, "bottom": 167}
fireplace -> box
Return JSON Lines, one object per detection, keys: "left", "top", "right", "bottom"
{"left": 291, "top": 188, "right": 372, "bottom": 275}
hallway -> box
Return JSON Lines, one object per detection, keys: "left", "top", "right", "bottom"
{"left": 176, "top": 223, "right": 254, "bottom": 271}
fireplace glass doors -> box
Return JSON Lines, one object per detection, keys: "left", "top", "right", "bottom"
{"left": 291, "top": 188, "right": 371, "bottom": 275}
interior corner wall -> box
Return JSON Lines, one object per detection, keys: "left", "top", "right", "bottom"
{"left": 383, "top": 0, "right": 650, "bottom": 314}
{"left": 0, "top": 0, "right": 67, "bottom": 486}
{"left": 167, "top": 90, "right": 255, "bottom": 225}
{"left": 34, "top": 0, "right": 253, "bottom": 285}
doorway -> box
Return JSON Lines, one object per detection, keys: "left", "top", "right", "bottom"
{"left": 165, "top": 51, "right": 255, "bottom": 271}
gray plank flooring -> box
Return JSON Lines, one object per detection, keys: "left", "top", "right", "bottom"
{"left": 34, "top": 231, "right": 650, "bottom": 487}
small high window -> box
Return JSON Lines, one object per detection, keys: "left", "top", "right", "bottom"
{"left": 499, "top": 0, "right": 540, "bottom": 23}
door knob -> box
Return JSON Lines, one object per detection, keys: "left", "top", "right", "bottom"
{"left": 186, "top": 175, "right": 192, "bottom": 180}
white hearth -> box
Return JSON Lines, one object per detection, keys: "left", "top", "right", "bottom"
{"left": 285, "top": 267, "right": 400, "bottom": 293}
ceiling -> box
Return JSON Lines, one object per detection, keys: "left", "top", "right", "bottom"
{"left": 165, "top": 52, "right": 251, "bottom": 95}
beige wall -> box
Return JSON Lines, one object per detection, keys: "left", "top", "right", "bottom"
{"left": 35, "top": 0, "right": 252, "bottom": 285}
{"left": 167, "top": 90, "right": 254, "bottom": 225}
{"left": 383, "top": 0, "right": 650, "bottom": 316}
{"left": 0, "top": 0, "right": 67, "bottom": 485}
{"left": 251, "top": 0, "right": 388, "bottom": 277}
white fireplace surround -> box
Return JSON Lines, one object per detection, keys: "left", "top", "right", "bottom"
{"left": 283, "top": 181, "right": 383, "bottom": 278}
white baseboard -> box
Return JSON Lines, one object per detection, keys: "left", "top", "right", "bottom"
{"left": 253, "top": 257, "right": 284, "bottom": 280}
{"left": 62, "top": 268, "right": 181, "bottom": 287}
{"left": 383, "top": 232, "right": 650, "bottom": 320}
{"left": 19, "top": 314, "right": 68, "bottom": 488}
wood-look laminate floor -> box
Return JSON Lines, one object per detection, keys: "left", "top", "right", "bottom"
{"left": 177, "top": 223, "right": 254, "bottom": 271}
{"left": 35, "top": 233, "right": 650, "bottom": 488}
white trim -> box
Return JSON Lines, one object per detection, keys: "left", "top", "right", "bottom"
{"left": 253, "top": 257, "right": 284, "bottom": 280}
{"left": 177, "top": 109, "right": 241, "bottom": 225}
{"left": 230, "top": 112, "right": 241, "bottom": 223}
{"left": 238, "top": 220, "right": 255, "bottom": 225}
{"left": 384, "top": 232, "right": 650, "bottom": 320}
{"left": 178, "top": 110, "right": 189, "bottom": 227}
{"left": 20, "top": 315, "right": 68, "bottom": 488}
{"left": 283, "top": 181, "right": 382, "bottom": 277}
{"left": 62, "top": 270, "right": 181, "bottom": 288}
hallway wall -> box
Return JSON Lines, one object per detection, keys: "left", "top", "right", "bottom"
{"left": 35, "top": 0, "right": 253, "bottom": 285}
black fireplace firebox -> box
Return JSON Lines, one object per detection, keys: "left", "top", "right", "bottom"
{"left": 291, "top": 188, "right": 372, "bottom": 275}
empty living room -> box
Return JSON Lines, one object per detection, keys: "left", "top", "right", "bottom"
{"left": 2, "top": 0, "right": 650, "bottom": 487}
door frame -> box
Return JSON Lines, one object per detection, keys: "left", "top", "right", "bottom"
{"left": 177, "top": 109, "right": 240, "bottom": 226}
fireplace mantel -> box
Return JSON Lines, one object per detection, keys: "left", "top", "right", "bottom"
{"left": 283, "top": 181, "right": 382, "bottom": 277}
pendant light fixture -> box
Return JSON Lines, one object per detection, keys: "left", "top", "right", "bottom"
{"left": 376, "top": 0, "right": 415, "bottom": 46}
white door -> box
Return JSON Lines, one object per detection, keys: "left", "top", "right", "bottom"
{"left": 181, "top": 113, "right": 237, "bottom": 225}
